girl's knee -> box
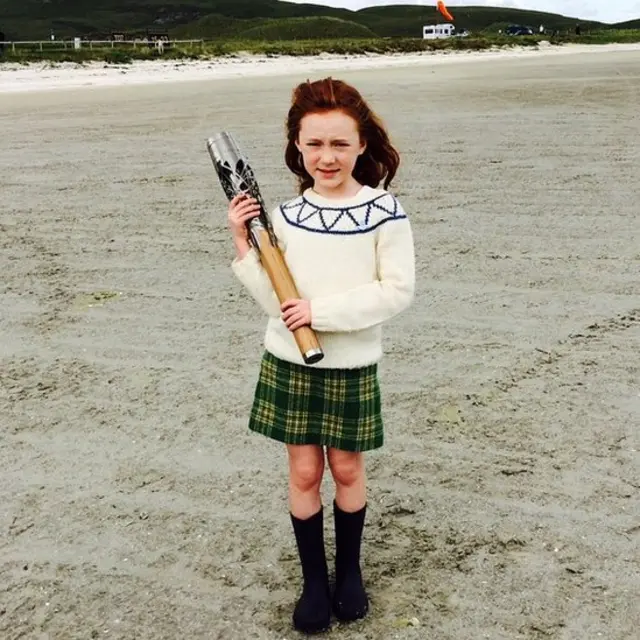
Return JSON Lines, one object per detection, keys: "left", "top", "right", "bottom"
{"left": 288, "top": 447, "right": 324, "bottom": 492}
{"left": 328, "top": 449, "right": 364, "bottom": 487}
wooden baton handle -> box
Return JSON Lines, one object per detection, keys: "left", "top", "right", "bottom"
{"left": 251, "top": 226, "right": 324, "bottom": 365}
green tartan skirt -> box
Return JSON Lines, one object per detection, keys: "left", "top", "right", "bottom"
{"left": 248, "top": 350, "right": 383, "bottom": 452}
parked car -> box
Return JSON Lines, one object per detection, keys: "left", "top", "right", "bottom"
{"left": 505, "top": 25, "right": 535, "bottom": 36}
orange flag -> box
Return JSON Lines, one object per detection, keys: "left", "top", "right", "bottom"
{"left": 437, "top": 1, "right": 455, "bottom": 21}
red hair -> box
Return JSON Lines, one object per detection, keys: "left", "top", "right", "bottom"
{"left": 285, "top": 77, "right": 400, "bottom": 194}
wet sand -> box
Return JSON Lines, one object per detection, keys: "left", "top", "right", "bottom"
{"left": 1, "top": 47, "right": 639, "bottom": 639}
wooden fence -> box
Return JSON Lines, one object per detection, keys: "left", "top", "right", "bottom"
{"left": 0, "top": 39, "right": 205, "bottom": 54}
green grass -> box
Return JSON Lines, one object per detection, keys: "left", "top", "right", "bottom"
{"left": 1, "top": 42, "right": 203, "bottom": 64}
{"left": 560, "top": 28, "right": 640, "bottom": 43}
{"left": 170, "top": 14, "right": 378, "bottom": 40}
{"left": 236, "top": 17, "right": 377, "bottom": 40}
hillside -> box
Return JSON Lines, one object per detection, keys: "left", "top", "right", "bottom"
{"left": 170, "top": 14, "right": 377, "bottom": 40}
{"left": 356, "top": 6, "right": 604, "bottom": 36}
{"left": 231, "top": 17, "right": 377, "bottom": 40}
{"left": 614, "top": 19, "right": 640, "bottom": 29}
{"left": 1, "top": 0, "right": 637, "bottom": 40}
{"left": 0, "top": 0, "right": 353, "bottom": 39}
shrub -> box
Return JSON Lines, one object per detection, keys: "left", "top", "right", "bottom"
{"left": 103, "top": 49, "right": 132, "bottom": 64}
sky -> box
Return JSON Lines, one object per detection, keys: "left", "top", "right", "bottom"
{"left": 284, "top": 1, "right": 640, "bottom": 24}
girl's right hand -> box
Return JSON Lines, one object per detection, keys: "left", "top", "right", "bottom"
{"left": 228, "top": 193, "right": 261, "bottom": 241}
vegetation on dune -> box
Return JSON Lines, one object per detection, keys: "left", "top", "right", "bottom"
{"left": 563, "top": 28, "right": 640, "bottom": 43}
{"left": 5, "top": 30, "right": 640, "bottom": 66}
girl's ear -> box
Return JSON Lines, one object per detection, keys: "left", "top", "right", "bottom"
{"left": 295, "top": 139, "right": 302, "bottom": 153}
{"left": 359, "top": 140, "right": 367, "bottom": 155}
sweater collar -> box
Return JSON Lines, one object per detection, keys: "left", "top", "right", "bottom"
{"left": 302, "top": 185, "right": 382, "bottom": 208}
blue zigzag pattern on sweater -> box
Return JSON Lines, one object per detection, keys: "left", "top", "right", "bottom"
{"left": 279, "top": 192, "right": 406, "bottom": 235}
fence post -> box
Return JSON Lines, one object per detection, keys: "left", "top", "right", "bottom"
{"left": 40, "top": 41, "right": 43, "bottom": 51}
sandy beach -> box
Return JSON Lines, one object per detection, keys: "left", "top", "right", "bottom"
{"left": 2, "top": 42, "right": 640, "bottom": 94}
{"left": 1, "top": 43, "right": 639, "bottom": 639}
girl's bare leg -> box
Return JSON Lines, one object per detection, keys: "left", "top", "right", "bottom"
{"left": 286, "top": 444, "right": 324, "bottom": 518}
{"left": 286, "top": 444, "right": 331, "bottom": 634}
{"left": 327, "top": 447, "right": 369, "bottom": 622}
{"left": 326, "top": 448, "right": 366, "bottom": 512}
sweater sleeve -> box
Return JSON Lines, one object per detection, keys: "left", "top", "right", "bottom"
{"left": 310, "top": 215, "right": 415, "bottom": 333}
{"left": 230, "top": 247, "right": 281, "bottom": 318}
{"left": 230, "top": 206, "right": 286, "bottom": 319}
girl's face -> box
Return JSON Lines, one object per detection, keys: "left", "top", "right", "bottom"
{"left": 296, "top": 109, "right": 366, "bottom": 199}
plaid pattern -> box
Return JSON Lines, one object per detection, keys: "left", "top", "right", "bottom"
{"left": 248, "top": 351, "right": 383, "bottom": 452}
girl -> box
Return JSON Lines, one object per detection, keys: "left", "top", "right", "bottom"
{"left": 227, "top": 77, "right": 415, "bottom": 634}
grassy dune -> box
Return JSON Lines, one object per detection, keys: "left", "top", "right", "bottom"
{"left": 4, "top": 30, "right": 640, "bottom": 66}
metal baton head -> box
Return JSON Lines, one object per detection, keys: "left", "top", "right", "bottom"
{"left": 206, "top": 132, "right": 250, "bottom": 202}
{"left": 206, "top": 131, "right": 243, "bottom": 169}
{"left": 206, "top": 132, "right": 276, "bottom": 246}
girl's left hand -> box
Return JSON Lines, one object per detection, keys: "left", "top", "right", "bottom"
{"left": 281, "top": 299, "right": 311, "bottom": 331}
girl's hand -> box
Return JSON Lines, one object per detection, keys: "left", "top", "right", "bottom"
{"left": 281, "top": 299, "right": 311, "bottom": 331}
{"left": 228, "top": 193, "right": 261, "bottom": 241}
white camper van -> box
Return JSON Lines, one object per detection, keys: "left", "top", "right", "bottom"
{"left": 423, "top": 23, "right": 455, "bottom": 39}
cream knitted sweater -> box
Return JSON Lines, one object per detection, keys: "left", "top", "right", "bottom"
{"left": 231, "top": 185, "right": 415, "bottom": 369}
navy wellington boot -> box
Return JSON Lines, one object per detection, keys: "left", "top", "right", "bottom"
{"left": 290, "top": 508, "right": 332, "bottom": 634}
{"left": 332, "top": 501, "right": 369, "bottom": 622}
